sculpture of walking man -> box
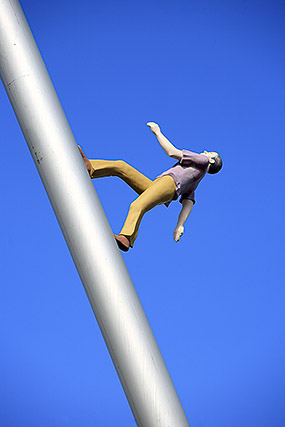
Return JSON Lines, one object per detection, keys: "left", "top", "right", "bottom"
{"left": 78, "top": 122, "right": 222, "bottom": 252}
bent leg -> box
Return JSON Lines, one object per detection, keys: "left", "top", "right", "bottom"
{"left": 120, "top": 176, "right": 176, "bottom": 247}
{"left": 78, "top": 146, "right": 152, "bottom": 195}
{"left": 89, "top": 159, "right": 153, "bottom": 195}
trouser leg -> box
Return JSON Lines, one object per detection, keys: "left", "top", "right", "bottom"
{"left": 78, "top": 146, "right": 152, "bottom": 195}
{"left": 89, "top": 159, "right": 153, "bottom": 195}
{"left": 120, "top": 176, "right": 176, "bottom": 247}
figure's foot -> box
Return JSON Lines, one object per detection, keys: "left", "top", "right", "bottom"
{"left": 146, "top": 122, "right": 160, "bottom": 135}
{"left": 78, "top": 145, "right": 92, "bottom": 176}
{"left": 114, "top": 234, "right": 130, "bottom": 252}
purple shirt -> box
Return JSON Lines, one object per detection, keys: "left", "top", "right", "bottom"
{"left": 157, "top": 150, "right": 209, "bottom": 205}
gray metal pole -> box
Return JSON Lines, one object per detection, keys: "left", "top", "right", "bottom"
{"left": 0, "top": 1, "right": 190, "bottom": 426}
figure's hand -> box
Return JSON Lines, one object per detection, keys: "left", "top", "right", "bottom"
{"left": 147, "top": 122, "right": 161, "bottom": 135}
{"left": 173, "top": 225, "right": 184, "bottom": 242}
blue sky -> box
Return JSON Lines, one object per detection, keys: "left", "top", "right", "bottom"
{"left": 1, "top": 0, "right": 285, "bottom": 426}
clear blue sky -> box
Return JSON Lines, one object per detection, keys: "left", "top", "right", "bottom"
{"left": 1, "top": 0, "right": 285, "bottom": 426}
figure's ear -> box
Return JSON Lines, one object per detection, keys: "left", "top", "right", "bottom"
{"left": 209, "top": 157, "right": 215, "bottom": 164}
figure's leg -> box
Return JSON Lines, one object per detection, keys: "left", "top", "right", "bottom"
{"left": 118, "top": 175, "right": 176, "bottom": 249}
{"left": 89, "top": 160, "right": 153, "bottom": 195}
{"left": 78, "top": 145, "right": 152, "bottom": 195}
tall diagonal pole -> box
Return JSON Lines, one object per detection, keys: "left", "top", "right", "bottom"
{"left": 0, "top": 1, "right": 190, "bottom": 426}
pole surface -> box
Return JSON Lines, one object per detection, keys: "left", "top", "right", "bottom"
{"left": 0, "top": 1, "right": 190, "bottom": 426}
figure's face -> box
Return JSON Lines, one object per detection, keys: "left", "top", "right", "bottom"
{"left": 200, "top": 150, "right": 218, "bottom": 164}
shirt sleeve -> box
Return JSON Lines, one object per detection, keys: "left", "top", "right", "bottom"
{"left": 180, "top": 150, "right": 209, "bottom": 169}
{"left": 180, "top": 190, "right": 195, "bottom": 205}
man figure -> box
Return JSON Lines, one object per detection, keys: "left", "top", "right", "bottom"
{"left": 78, "top": 122, "right": 222, "bottom": 252}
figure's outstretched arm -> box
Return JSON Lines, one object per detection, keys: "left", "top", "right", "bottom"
{"left": 147, "top": 122, "right": 183, "bottom": 160}
{"left": 173, "top": 199, "right": 194, "bottom": 242}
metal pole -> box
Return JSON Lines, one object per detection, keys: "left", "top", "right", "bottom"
{"left": 0, "top": 1, "right": 190, "bottom": 426}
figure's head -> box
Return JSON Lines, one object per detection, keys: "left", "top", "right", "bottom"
{"left": 201, "top": 151, "right": 223, "bottom": 174}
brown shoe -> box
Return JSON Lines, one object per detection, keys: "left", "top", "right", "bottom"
{"left": 78, "top": 145, "right": 92, "bottom": 176}
{"left": 114, "top": 234, "right": 130, "bottom": 252}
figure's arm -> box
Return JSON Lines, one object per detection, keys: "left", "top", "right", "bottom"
{"left": 147, "top": 122, "right": 183, "bottom": 160}
{"left": 173, "top": 199, "right": 194, "bottom": 242}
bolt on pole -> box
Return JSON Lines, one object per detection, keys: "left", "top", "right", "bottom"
{"left": 0, "top": 1, "right": 190, "bottom": 426}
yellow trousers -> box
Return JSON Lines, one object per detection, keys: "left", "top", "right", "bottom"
{"left": 89, "top": 160, "right": 176, "bottom": 247}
